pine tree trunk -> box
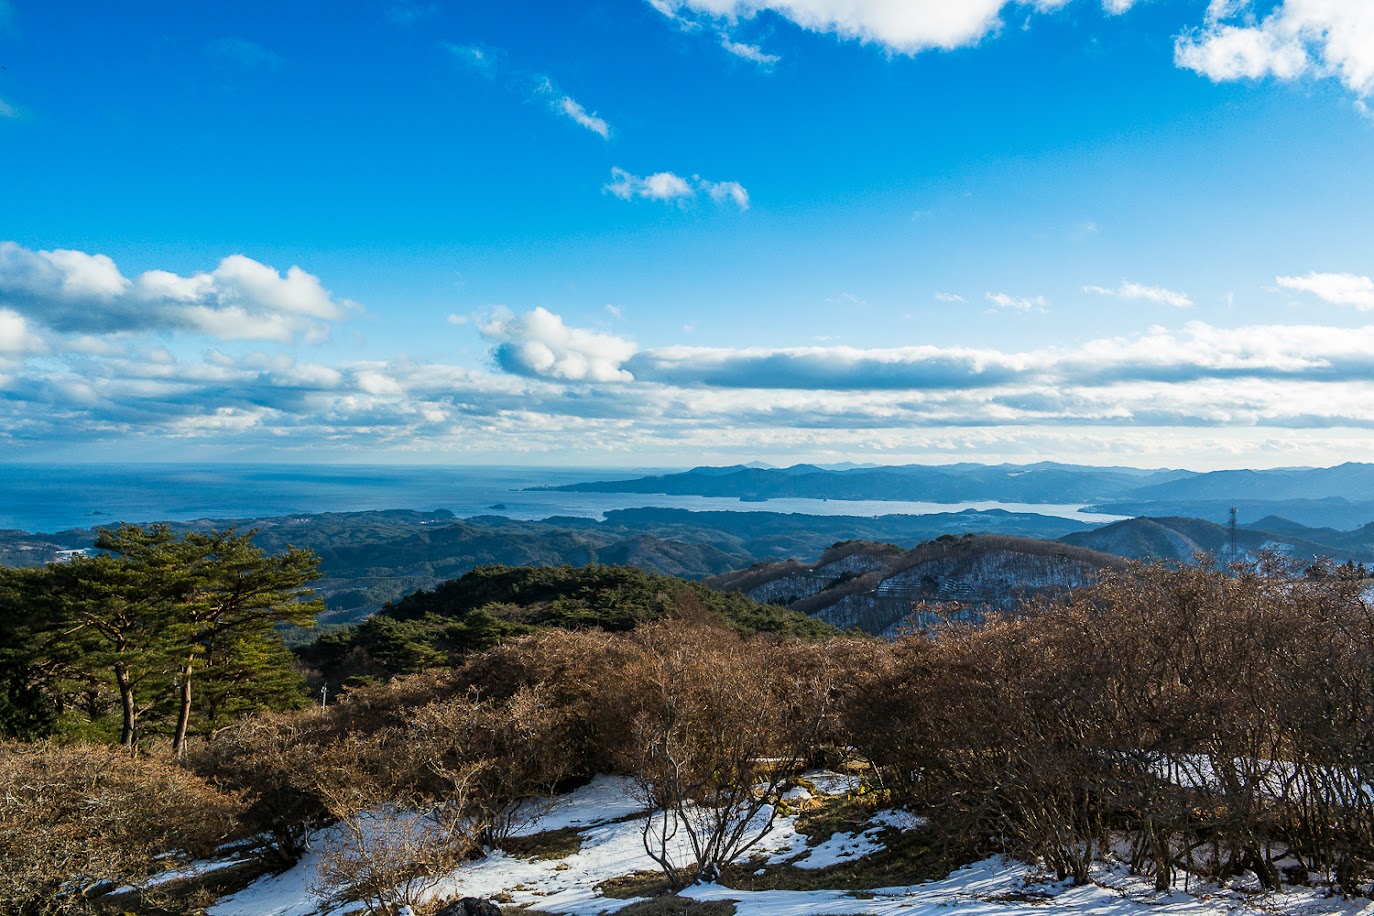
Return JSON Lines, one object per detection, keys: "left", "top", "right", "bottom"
{"left": 116, "top": 664, "right": 136, "bottom": 746}
{"left": 172, "top": 658, "right": 194, "bottom": 757}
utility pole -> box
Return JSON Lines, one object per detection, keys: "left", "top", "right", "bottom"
{"left": 319, "top": 684, "right": 328, "bottom": 708}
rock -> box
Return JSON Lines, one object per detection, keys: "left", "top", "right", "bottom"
{"left": 435, "top": 898, "right": 503, "bottom": 916}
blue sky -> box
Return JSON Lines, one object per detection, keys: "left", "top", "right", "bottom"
{"left": 2, "top": 0, "right": 1373, "bottom": 469}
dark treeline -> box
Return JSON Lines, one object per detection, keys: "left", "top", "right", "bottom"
{"left": 0, "top": 524, "right": 320, "bottom": 753}
{"left": 2, "top": 549, "right": 1374, "bottom": 914}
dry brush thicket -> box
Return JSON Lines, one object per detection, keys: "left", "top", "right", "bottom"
{"left": 846, "top": 557, "right": 1374, "bottom": 893}
{"left": 4, "top": 557, "right": 1374, "bottom": 913}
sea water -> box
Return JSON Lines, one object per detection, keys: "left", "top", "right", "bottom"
{"left": 0, "top": 463, "right": 1125, "bottom": 534}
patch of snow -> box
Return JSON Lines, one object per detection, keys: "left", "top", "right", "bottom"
{"left": 792, "top": 827, "right": 885, "bottom": 870}
{"left": 208, "top": 777, "right": 1374, "bottom": 916}
{"left": 801, "top": 769, "right": 862, "bottom": 796}
{"left": 870, "top": 808, "right": 927, "bottom": 831}
{"left": 119, "top": 856, "right": 253, "bottom": 894}
{"left": 509, "top": 775, "right": 646, "bottom": 836}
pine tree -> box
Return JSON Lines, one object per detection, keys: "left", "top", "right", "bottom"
{"left": 2, "top": 523, "right": 321, "bottom": 750}
{"left": 168, "top": 529, "right": 321, "bottom": 755}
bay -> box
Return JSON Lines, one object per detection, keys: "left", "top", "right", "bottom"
{"left": 0, "top": 463, "right": 1124, "bottom": 534}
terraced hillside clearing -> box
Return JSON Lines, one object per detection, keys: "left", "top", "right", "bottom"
{"left": 708, "top": 535, "right": 1127, "bottom": 635}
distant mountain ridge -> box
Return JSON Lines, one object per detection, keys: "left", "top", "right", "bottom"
{"left": 540, "top": 462, "right": 1193, "bottom": 504}
{"left": 544, "top": 462, "right": 1374, "bottom": 530}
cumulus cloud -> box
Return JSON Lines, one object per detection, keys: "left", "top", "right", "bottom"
{"left": 645, "top": 0, "right": 1158, "bottom": 55}
{"left": 630, "top": 344, "right": 1028, "bottom": 389}
{"left": 1175, "top": 22, "right": 1308, "bottom": 82}
{"left": 0, "top": 242, "right": 351, "bottom": 341}
{"left": 647, "top": 0, "right": 1371, "bottom": 103}
{"left": 605, "top": 168, "right": 750, "bottom": 208}
{"left": 466, "top": 307, "right": 1374, "bottom": 395}
{"left": 12, "top": 309, "right": 1374, "bottom": 460}
{"left": 1084, "top": 280, "right": 1193, "bottom": 308}
{"left": 605, "top": 168, "right": 694, "bottom": 201}
{"left": 1277, "top": 272, "right": 1374, "bottom": 310}
{"left": 480, "top": 306, "right": 637, "bottom": 382}
{"left": 0, "top": 308, "right": 41, "bottom": 361}
{"left": 699, "top": 178, "right": 751, "bottom": 208}
{"left": 1175, "top": 0, "right": 1374, "bottom": 97}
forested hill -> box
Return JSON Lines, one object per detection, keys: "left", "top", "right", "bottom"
{"left": 1059, "top": 515, "right": 1356, "bottom": 562}
{"left": 709, "top": 535, "right": 1128, "bottom": 636}
{"left": 302, "top": 563, "right": 834, "bottom": 685}
{"left": 0, "top": 507, "right": 1095, "bottom": 627}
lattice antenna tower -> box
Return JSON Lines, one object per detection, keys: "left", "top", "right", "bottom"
{"left": 1228, "top": 506, "right": 1238, "bottom": 559}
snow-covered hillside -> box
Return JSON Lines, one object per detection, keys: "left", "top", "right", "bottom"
{"left": 201, "top": 775, "right": 1374, "bottom": 916}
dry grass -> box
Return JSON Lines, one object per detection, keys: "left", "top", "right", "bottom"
{"left": 615, "top": 897, "right": 737, "bottom": 915}
{"left": 597, "top": 870, "right": 672, "bottom": 899}
{"left": 498, "top": 825, "right": 586, "bottom": 861}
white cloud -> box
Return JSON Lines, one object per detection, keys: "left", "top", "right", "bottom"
{"left": 605, "top": 168, "right": 750, "bottom": 208}
{"left": 720, "top": 36, "right": 781, "bottom": 64}
{"left": 556, "top": 96, "right": 611, "bottom": 138}
{"left": 934, "top": 291, "right": 966, "bottom": 303}
{"left": 0, "top": 308, "right": 40, "bottom": 356}
{"left": 648, "top": 0, "right": 1142, "bottom": 55}
{"left": 14, "top": 299, "right": 1374, "bottom": 460}
{"left": 1175, "top": 0, "right": 1374, "bottom": 97}
{"left": 0, "top": 243, "right": 131, "bottom": 302}
{"left": 649, "top": 0, "right": 1372, "bottom": 102}
{"left": 606, "top": 169, "right": 694, "bottom": 201}
{"left": 480, "top": 306, "right": 637, "bottom": 382}
{"left": 1175, "top": 22, "right": 1308, "bottom": 83}
{"left": 0, "top": 242, "right": 351, "bottom": 341}
{"left": 445, "top": 42, "right": 498, "bottom": 77}
{"left": 986, "top": 292, "right": 1047, "bottom": 311}
{"left": 698, "top": 178, "right": 751, "bottom": 209}
{"left": 0, "top": 98, "right": 17, "bottom": 119}
{"left": 647, "top": 0, "right": 703, "bottom": 29}
{"left": 658, "top": 0, "right": 1015, "bottom": 53}
{"left": 1084, "top": 280, "right": 1193, "bottom": 308}
{"left": 450, "top": 45, "right": 614, "bottom": 139}
{"left": 1277, "top": 271, "right": 1374, "bottom": 310}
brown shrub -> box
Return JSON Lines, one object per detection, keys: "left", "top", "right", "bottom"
{"left": 0, "top": 742, "right": 240, "bottom": 915}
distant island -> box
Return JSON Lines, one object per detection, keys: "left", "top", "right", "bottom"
{"left": 536, "top": 461, "right": 1374, "bottom": 528}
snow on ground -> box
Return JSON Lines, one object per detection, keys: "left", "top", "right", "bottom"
{"left": 509, "top": 776, "right": 649, "bottom": 837}
{"left": 208, "top": 839, "right": 345, "bottom": 916}
{"left": 800, "top": 768, "right": 862, "bottom": 796}
{"left": 686, "top": 857, "right": 1374, "bottom": 916}
{"left": 207, "top": 774, "right": 1374, "bottom": 916}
